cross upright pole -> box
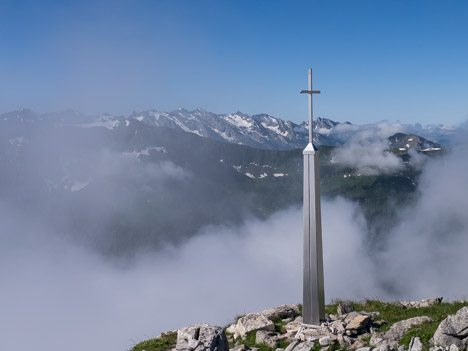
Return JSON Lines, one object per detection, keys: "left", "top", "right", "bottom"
{"left": 300, "top": 68, "right": 325, "bottom": 325}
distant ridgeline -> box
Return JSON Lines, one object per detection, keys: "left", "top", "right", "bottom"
{"left": 0, "top": 108, "right": 445, "bottom": 255}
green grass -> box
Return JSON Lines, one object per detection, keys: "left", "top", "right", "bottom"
{"left": 130, "top": 332, "right": 177, "bottom": 351}
{"left": 271, "top": 317, "right": 288, "bottom": 333}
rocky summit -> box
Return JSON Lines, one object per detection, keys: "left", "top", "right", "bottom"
{"left": 133, "top": 298, "right": 468, "bottom": 351}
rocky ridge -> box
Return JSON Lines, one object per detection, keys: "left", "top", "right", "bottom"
{"left": 139, "top": 298, "right": 468, "bottom": 351}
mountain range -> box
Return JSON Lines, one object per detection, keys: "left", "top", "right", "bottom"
{"left": 7, "top": 107, "right": 454, "bottom": 150}
{"left": 0, "top": 107, "right": 448, "bottom": 255}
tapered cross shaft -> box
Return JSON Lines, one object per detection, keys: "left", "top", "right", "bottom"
{"left": 300, "top": 68, "right": 325, "bottom": 326}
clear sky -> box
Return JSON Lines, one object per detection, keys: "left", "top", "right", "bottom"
{"left": 1, "top": 0, "right": 467, "bottom": 125}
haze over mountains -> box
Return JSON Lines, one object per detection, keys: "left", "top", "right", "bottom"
{"left": 5, "top": 107, "right": 457, "bottom": 150}
{"left": 0, "top": 107, "right": 454, "bottom": 256}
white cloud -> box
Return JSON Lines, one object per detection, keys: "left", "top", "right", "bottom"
{"left": 376, "top": 145, "right": 468, "bottom": 300}
{"left": 333, "top": 139, "right": 404, "bottom": 175}
{"left": 0, "top": 197, "right": 377, "bottom": 351}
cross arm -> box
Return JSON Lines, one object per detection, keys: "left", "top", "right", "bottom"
{"left": 300, "top": 90, "right": 321, "bottom": 94}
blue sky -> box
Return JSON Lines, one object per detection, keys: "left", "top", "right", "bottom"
{"left": 0, "top": 0, "right": 467, "bottom": 125}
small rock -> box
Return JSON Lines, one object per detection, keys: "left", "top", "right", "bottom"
{"left": 231, "top": 345, "right": 250, "bottom": 351}
{"left": 398, "top": 345, "right": 406, "bottom": 351}
{"left": 256, "top": 330, "right": 280, "bottom": 348}
{"left": 346, "top": 315, "right": 372, "bottom": 331}
{"left": 338, "top": 302, "right": 357, "bottom": 316}
{"left": 290, "top": 341, "right": 316, "bottom": 351}
{"left": 262, "top": 305, "right": 300, "bottom": 320}
{"left": 337, "top": 334, "right": 346, "bottom": 347}
{"left": 285, "top": 341, "right": 299, "bottom": 351}
{"left": 299, "top": 328, "right": 323, "bottom": 342}
{"left": 226, "top": 324, "right": 237, "bottom": 335}
{"left": 356, "top": 347, "right": 372, "bottom": 351}
{"left": 319, "top": 336, "right": 331, "bottom": 346}
{"left": 449, "top": 345, "right": 459, "bottom": 351}
{"left": 398, "top": 297, "right": 443, "bottom": 309}
{"left": 374, "top": 320, "right": 388, "bottom": 327}
{"left": 351, "top": 340, "right": 366, "bottom": 350}
{"left": 330, "top": 320, "right": 345, "bottom": 334}
{"left": 343, "top": 335, "right": 354, "bottom": 346}
{"left": 284, "top": 320, "right": 303, "bottom": 335}
{"left": 176, "top": 323, "right": 229, "bottom": 351}
{"left": 408, "top": 337, "right": 423, "bottom": 351}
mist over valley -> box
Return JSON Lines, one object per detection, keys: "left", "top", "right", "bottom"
{"left": 1, "top": 108, "right": 468, "bottom": 350}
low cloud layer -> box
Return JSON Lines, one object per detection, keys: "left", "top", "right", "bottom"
{"left": 2, "top": 138, "right": 468, "bottom": 351}
{"left": 0, "top": 197, "right": 374, "bottom": 351}
{"left": 333, "top": 139, "right": 405, "bottom": 175}
{"left": 326, "top": 119, "right": 467, "bottom": 145}
{"left": 332, "top": 131, "right": 429, "bottom": 175}
{"left": 377, "top": 144, "right": 468, "bottom": 300}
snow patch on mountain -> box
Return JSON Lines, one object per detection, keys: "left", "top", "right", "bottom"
{"left": 222, "top": 112, "right": 254, "bottom": 129}
{"left": 79, "top": 116, "right": 120, "bottom": 130}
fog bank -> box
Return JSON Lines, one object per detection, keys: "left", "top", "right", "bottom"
{"left": 2, "top": 145, "right": 468, "bottom": 351}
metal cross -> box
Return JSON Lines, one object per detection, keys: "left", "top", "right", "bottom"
{"left": 300, "top": 69, "right": 321, "bottom": 144}
{"left": 300, "top": 68, "right": 325, "bottom": 326}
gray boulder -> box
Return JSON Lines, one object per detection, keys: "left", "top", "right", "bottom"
{"left": 408, "top": 337, "right": 423, "bottom": 351}
{"left": 284, "top": 341, "right": 300, "bottom": 351}
{"left": 330, "top": 320, "right": 346, "bottom": 334}
{"left": 255, "top": 330, "right": 281, "bottom": 348}
{"left": 236, "top": 313, "right": 275, "bottom": 338}
{"left": 319, "top": 335, "right": 332, "bottom": 346}
{"left": 433, "top": 307, "right": 468, "bottom": 349}
{"left": 370, "top": 316, "right": 432, "bottom": 348}
{"left": 176, "top": 323, "right": 229, "bottom": 351}
{"left": 230, "top": 345, "right": 250, "bottom": 351}
{"left": 262, "top": 304, "right": 300, "bottom": 320}
{"left": 338, "top": 302, "right": 357, "bottom": 316}
{"left": 355, "top": 348, "right": 372, "bottom": 351}
{"left": 284, "top": 319, "right": 303, "bottom": 335}
{"left": 345, "top": 314, "right": 372, "bottom": 331}
{"left": 285, "top": 340, "right": 316, "bottom": 351}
